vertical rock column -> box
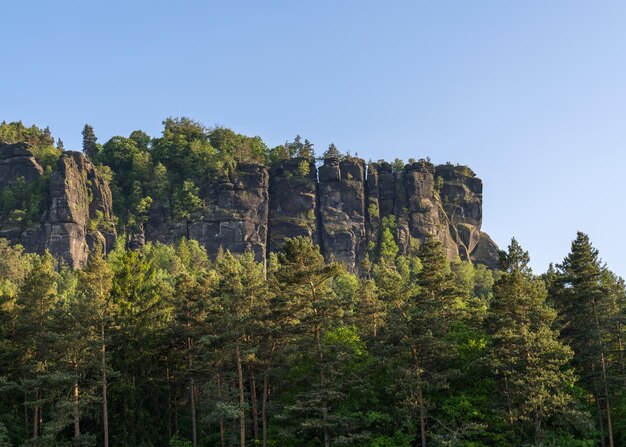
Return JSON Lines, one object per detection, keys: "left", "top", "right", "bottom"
{"left": 435, "top": 164, "right": 483, "bottom": 260}
{"left": 189, "top": 162, "right": 269, "bottom": 263}
{"left": 402, "top": 161, "right": 458, "bottom": 258}
{"left": 0, "top": 142, "right": 45, "bottom": 245}
{"left": 268, "top": 157, "right": 319, "bottom": 254}
{"left": 45, "top": 152, "right": 117, "bottom": 268}
{"left": 318, "top": 157, "right": 367, "bottom": 272}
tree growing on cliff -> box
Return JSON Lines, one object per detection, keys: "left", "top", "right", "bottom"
{"left": 82, "top": 124, "right": 99, "bottom": 160}
{"left": 323, "top": 143, "right": 340, "bottom": 159}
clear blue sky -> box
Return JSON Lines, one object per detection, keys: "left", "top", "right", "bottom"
{"left": 3, "top": 1, "right": 625, "bottom": 276}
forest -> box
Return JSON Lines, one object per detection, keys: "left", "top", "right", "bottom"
{"left": 0, "top": 231, "right": 625, "bottom": 447}
{"left": 0, "top": 120, "right": 625, "bottom": 446}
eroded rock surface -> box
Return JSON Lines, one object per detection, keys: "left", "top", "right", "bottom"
{"left": 0, "top": 145, "right": 500, "bottom": 270}
{"left": 0, "top": 141, "right": 43, "bottom": 186}
{"left": 191, "top": 162, "right": 269, "bottom": 263}
{"left": 318, "top": 157, "right": 367, "bottom": 272}
{"left": 0, "top": 148, "right": 117, "bottom": 268}
{"left": 268, "top": 157, "right": 319, "bottom": 253}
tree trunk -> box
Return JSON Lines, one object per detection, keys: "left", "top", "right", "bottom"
{"left": 592, "top": 300, "right": 614, "bottom": 447}
{"left": 314, "top": 325, "right": 330, "bottom": 447}
{"left": 188, "top": 341, "right": 197, "bottom": 447}
{"left": 599, "top": 351, "right": 614, "bottom": 447}
{"left": 101, "top": 323, "right": 110, "bottom": 447}
{"left": 73, "top": 377, "right": 80, "bottom": 442}
{"left": 262, "top": 342, "right": 275, "bottom": 447}
{"left": 616, "top": 327, "right": 626, "bottom": 380}
{"left": 262, "top": 373, "right": 269, "bottom": 447}
{"left": 236, "top": 345, "right": 246, "bottom": 447}
{"left": 412, "top": 347, "right": 427, "bottom": 447}
{"left": 23, "top": 390, "right": 29, "bottom": 440}
{"left": 167, "top": 364, "right": 172, "bottom": 440}
{"left": 217, "top": 371, "right": 225, "bottom": 447}
{"left": 32, "top": 391, "right": 38, "bottom": 440}
{"left": 592, "top": 363, "right": 606, "bottom": 447}
{"left": 249, "top": 362, "right": 259, "bottom": 443}
{"left": 534, "top": 410, "right": 541, "bottom": 445}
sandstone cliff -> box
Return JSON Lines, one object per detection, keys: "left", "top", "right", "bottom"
{"left": 0, "top": 142, "right": 499, "bottom": 270}
{"left": 0, "top": 143, "right": 117, "bottom": 268}
{"left": 138, "top": 156, "right": 498, "bottom": 271}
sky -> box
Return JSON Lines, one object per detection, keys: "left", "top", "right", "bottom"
{"left": 2, "top": 0, "right": 626, "bottom": 276}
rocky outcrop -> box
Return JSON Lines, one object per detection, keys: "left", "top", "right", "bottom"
{"left": 1, "top": 143, "right": 500, "bottom": 270}
{"left": 44, "top": 152, "right": 117, "bottom": 268}
{"left": 318, "top": 157, "right": 367, "bottom": 272}
{"left": 0, "top": 142, "right": 43, "bottom": 186}
{"left": 435, "top": 164, "right": 495, "bottom": 264}
{"left": 144, "top": 163, "right": 270, "bottom": 264}
{"left": 0, "top": 148, "right": 117, "bottom": 268}
{"left": 268, "top": 157, "right": 319, "bottom": 253}
{"left": 398, "top": 161, "right": 458, "bottom": 258}
{"left": 144, "top": 200, "right": 188, "bottom": 246}
{"left": 190, "top": 162, "right": 269, "bottom": 263}
{"left": 470, "top": 231, "right": 501, "bottom": 269}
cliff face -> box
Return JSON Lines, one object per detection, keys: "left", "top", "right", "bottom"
{"left": 0, "top": 143, "right": 117, "bottom": 268}
{"left": 0, "top": 144, "right": 499, "bottom": 270}
{"left": 318, "top": 157, "right": 367, "bottom": 271}
{"left": 268, "top": 157, "right": 319, "bottom": 254}
{"left": 0, "top": 142, "right": 43, "bottom": 186}
{"left": 190, "top": 162, "right": 269, "bottom": 262}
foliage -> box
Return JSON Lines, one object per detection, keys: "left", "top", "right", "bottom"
{"left": 0, "top": 121, "right": 61, "bottom": 170}
{"left": 0, "top": 230, "right": 623, "bottom": 446}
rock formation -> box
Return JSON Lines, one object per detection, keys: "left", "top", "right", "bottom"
{"left": 0, "top": 143, "right": 117, "bottom": 268}
{"left": 0, "top": 142, "right": 500, "bottom": 270}
{"left": 0, "top": 142, "right": 43, "bottom": 186}
{"left": 190, "top": 162, "right": 269, "bottom": 262}
{"left": 268, "top": 157, "right": 319, "bottom": 253}
{"left": 318, "top": 157, "right": 367, "bottom": 271}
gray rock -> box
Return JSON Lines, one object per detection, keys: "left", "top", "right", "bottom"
{"left": 1, "top": 151, "right": 117, "bottom": 268}
{"left": 0, "top": 141, "right": 43, "bottom": 186}
{"left": 319, "top": 157, "right": 367, "bottom": 272}
{"left": 268, "top": 157, "right": 319, "bottom": 253}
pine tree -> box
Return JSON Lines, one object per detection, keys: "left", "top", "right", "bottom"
{"left": 271, "top": 237, "right": 343, "bottom": 446}
{"left": 553, "top": 232, "right": 623, "bottom": 447}
{"left": 108, "top": 247, "right": 170, "bottom": 445}
{"left": 323, "top": 143, "right": 340, "bottom": 159}
{"left": 77, "top": 248, "right": 114, "bottom": 447}
{"left": 82, "top": 124, "right": 99, "bottom": 160}
{"left": 487, "top": 238, "right": 577, "bottom": 444}
{"left": 13, "top": 253, "right": 59, "bottom": 441}
{"left": 409, "top": 236, "right": 464, "bottom": 447}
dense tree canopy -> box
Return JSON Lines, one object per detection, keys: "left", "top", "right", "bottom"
{"left": 0, "top": 231, "right": 623, "bottom": 446}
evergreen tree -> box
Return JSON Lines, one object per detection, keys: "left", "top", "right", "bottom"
{"left": 487, "top": 239, "right": 580, "bottom": 444}
{"left": 77, "top": 248, "right": 114, "bottom": 447}
{"left": 82, "top": 124, "right": 99, "bottom": 160}
{"left": 13, "top": 253, "right": 59, "bottom": 441}
{"left": 271, "top": 237, "right": 344, "bottom": 446}
{"left": 553, "top": 232, "right": 625, "bottom": 447}
{"left": 323, "top": 143, "right": 340, "bottom": 159}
